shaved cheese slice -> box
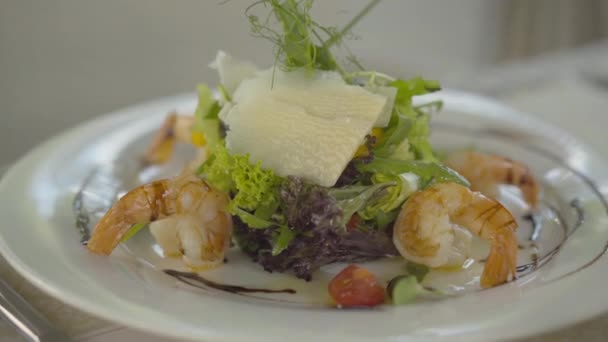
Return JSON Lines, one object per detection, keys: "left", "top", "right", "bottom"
{"left": 209, "top": 50, "right": 259, "bottom": 94}
{"left": 368, "top": 86, "right": 397, "bottom": 127}
{"left": 222, "top": 69, "right": 388, "bottom": 187}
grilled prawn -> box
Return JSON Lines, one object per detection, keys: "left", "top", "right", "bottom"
{"left": 87, "top": 173, "right": 232, "bottom": 270}
{"left": 393, "top": 182, "right": 518, "bottom": 288}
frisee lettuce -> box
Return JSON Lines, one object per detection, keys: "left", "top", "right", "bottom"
{"left": 197, "top": 145, "right": 283, "bottom": 223}
{"left": 199, "top": 144, "right": 296, "bottom": 253}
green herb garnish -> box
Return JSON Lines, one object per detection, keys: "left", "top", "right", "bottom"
{"left": 246, "top": 0, "right": 380, "bottom": 78}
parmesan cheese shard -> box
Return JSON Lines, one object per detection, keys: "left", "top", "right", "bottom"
{"left": 368, "top": 86, "right": 397, "bottom": 127}
{"left": 209, "top": 50, "right": 259, "bottom": 95}
{"left": 221, "top": 69, "right": 388, "bottom": 187}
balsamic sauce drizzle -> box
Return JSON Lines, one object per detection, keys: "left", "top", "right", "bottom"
{"left": 570, "top": 198, "right": 585, "bottom": 229}
{"left": 516, "top": 201, "right": 580, "bottom": 274}
{"left": 550, "top": 241, "right": 608, "bottom": 282}
{"left": 164, "top": 270, "right": 296, "bottom": 295}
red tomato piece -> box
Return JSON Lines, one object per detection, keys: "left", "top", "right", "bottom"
{"left": 346, "top": 214, "right": 361, "bottom": 232}
{"left": 328, "top": 264, "right": 385, "bottom": 308}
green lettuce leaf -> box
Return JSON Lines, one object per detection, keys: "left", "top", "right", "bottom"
{"left": 390, "top": 77, "right": 440, "bottom": 112}
{"left": 374, "top": 209, "right": 399, "bottom": 230}
{"left": 328, "top": 183, "right": 393, "bottom": 228}
{"left": 357, "top": 157, "right": 469, "bottom": 188}
{"left": 358, "top": 173, "right": 418, "bottom": 220}
{"left": 374, "top": 112, "right": 413, "bottom": 159}
{"left": 229, "top": 206, "right": 274, "bottom": 229}
{"left": 407, "top": 113, "right": 435, "bottom": 161}
{"left": 374, "top": 77, "right": 441, "bottom": 162}
{"left": 196, "top": 144, "right": 234, "bottom": 192}
{"left": 120, "top": 223, "right": 147, "bottom": 243}
{"left": 192, "top": 84, "right": 222, "bottom": 149}
{"left": 194, "top": 84, "right": 220, "bottom": 120}
{"left": 271, "top": 225, "right": 296, "bottom": 256}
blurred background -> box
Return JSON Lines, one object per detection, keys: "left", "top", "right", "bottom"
{"left": 2, "top": 1, "right": 608, "bottom": 340}
{"left": 1, "top": 0, "right": 608, "bottom": 165}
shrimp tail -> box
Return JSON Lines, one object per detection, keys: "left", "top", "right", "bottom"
{"left": 143, "top": 113, "right": 178, "bottom": 165}
{"left": 480, "top": 231, "right": 518, "bottom": 288}
{"left": 446, "top": 151, "right": 539, "bottom": 208}
{"left": 87, "top": 180, "right": 171, "bottom": 255}
{"left": 143, "top": 113, "right": 195, "bottom": 165}
{"left": 520, "top": 173, "right": 539, "bottom": 208}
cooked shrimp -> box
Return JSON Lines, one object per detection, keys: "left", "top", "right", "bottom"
{"left": 143, "top": 112, "right": 197, "bottom": 165}
{"left": 445, "top": 150, "right": 539, "bottom": 208}
{"left": 87, "top": 173, "right": 232, "bottom": 269}
{"left": 393, "top": 182, "right": 518, "bottom": 288}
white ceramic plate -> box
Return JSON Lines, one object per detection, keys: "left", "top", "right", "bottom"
{"left": 1, "top": 90, "right": 607, "bottom": 341}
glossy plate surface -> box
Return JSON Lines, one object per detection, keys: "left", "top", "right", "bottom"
{"left": 0, "top": 90, "right": 607, "bottom": 341}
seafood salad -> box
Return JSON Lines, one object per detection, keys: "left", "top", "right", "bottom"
{"left": 86, "top": 0, "right": 539, "bottom": 307}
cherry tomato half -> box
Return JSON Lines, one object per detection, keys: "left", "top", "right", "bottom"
{"left": 328, "top": 264, "right": 385, "bottom": 308}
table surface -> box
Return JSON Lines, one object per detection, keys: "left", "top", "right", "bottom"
{"left": 2, "top": 42, "right": 608, "bottom": 341}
